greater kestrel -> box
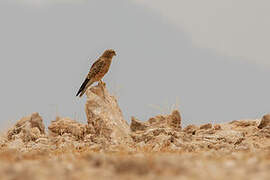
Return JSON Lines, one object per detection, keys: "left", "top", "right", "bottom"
{"left": 76, "top": 49, "right": 116, "bottom": 97}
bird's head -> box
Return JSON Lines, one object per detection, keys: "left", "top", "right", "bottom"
{"left": 102, "top": 49, "right": 117, "bottom": 58}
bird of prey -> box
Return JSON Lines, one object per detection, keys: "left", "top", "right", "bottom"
{"left": 76, "top": 49, "right": 117, "bottom": 97}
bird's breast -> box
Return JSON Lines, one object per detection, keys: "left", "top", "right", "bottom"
{"left": 103, "top": 60, "right": 112, "bottom": 73}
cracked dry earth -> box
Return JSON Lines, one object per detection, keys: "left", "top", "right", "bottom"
{"left": 1, "top": 84, "right": 270, "bottom": 180}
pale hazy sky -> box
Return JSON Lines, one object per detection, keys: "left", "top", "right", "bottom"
{"left": 0, "top": 0, "right": 269, "bottom": 128}
{"left": 131, "top": 0, "right": 270, "bottom": 65}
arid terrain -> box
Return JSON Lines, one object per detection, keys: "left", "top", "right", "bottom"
{"left": 1, "top": 83, "right": 270, "bottom": 180}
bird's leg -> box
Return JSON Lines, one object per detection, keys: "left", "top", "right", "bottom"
{"left": 99, "top": 80, "right": 106, "bottom": 87}
{"left": 98, "top": 80, "right": 105, "bottom": 88}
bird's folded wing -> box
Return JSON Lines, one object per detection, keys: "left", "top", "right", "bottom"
{"left": 88, "top": 58, "right": 105, "bottom": 78}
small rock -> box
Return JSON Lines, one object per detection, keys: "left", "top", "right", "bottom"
{"left": 148, "top": 116, "right": 166, "bottom": 126}
{"left": 183, "top": 125, "right": 198, "bottom": 134}
{"left": 258, "top": 114, "right": 270, "bottom": 129}
{"left": 29, "top": 112, "right": 45, "bottom": 134}
{"left": 200, "top": 123, "right": 212, "bottom": 130}
{"left": 214, "top": 124, "right": 221, "bottom": 130}
{"left": 167, "top": 110, "right": 182, "bottom": 130}
{"left": 216, "top": 130, "right": 244, "bottom": 144}
{"left": 231, "top": 120, "right": 256, "bottom": 127}
{"left": 7, "top": 112, "right": 45, "bottom": 142}
{"left": 130, "top": 117, "right": 148, "bottom": 132}
{"left": 146, "top": 110, "right": 182, "bottom": 130}
{"left": 48, "top": 117, "right": 88, "bottom": 139}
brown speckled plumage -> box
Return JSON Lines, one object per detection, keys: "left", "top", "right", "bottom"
{"left": 76, "top": 49, "right": 116, "bottom": 97}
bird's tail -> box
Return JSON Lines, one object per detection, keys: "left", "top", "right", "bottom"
{"left": 78, "top": 84, "right": 90, "bottom": 97}
{"left": 76, "top": 78, "right": 94, "bottom": 97}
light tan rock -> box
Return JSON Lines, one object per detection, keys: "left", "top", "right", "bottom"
{"left": 230, "top": 120, "right": 257, "bottom": 127}
{"left": 183, "top": 124, "right": 198, "bottom": 134}
{"left": 215, "top": 130, "right": 244, "bottom": 144}
{"left": 147, "top": 110, "right": 181, "bottom": 130}
{"left": 258, "top": 114, "right": 270, "bottom": 129}
{"left": 130, "top": 117, "right": 149, "bottom": 132}
{"left": 131, "top": 128, "right": 166, "bottom": 144}
{"left": 148, "top": 115, "right": 166, "bottom": 126}
{"left": 257, "top": 126, "right": 270, "bottom": 138}
{"left": 167, "top": 110, "right": 182, "bottom": 130}
{"left": 29, "top": 112, "right": 45, "bottom": 134}
{"left": 199, "top": 123, "right": 212, "bottom": 130}
{"left": 85, "top": 82, "right": 131, "bottom": 145}
{"left": 48, "top": 117, "right": 90, "bottom": 139}
{"left": 7, "top": 112, "right": 45, "bottom": 142}
{"left": 214, "top": 124, "right": 221, "bottom": 130}
{"left": 129, "top": 109, "right": 181, "bottom": 150}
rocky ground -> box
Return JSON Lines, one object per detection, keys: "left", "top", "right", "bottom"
{"left": 1, "top": 83, "right": 270, "bottom": 180}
